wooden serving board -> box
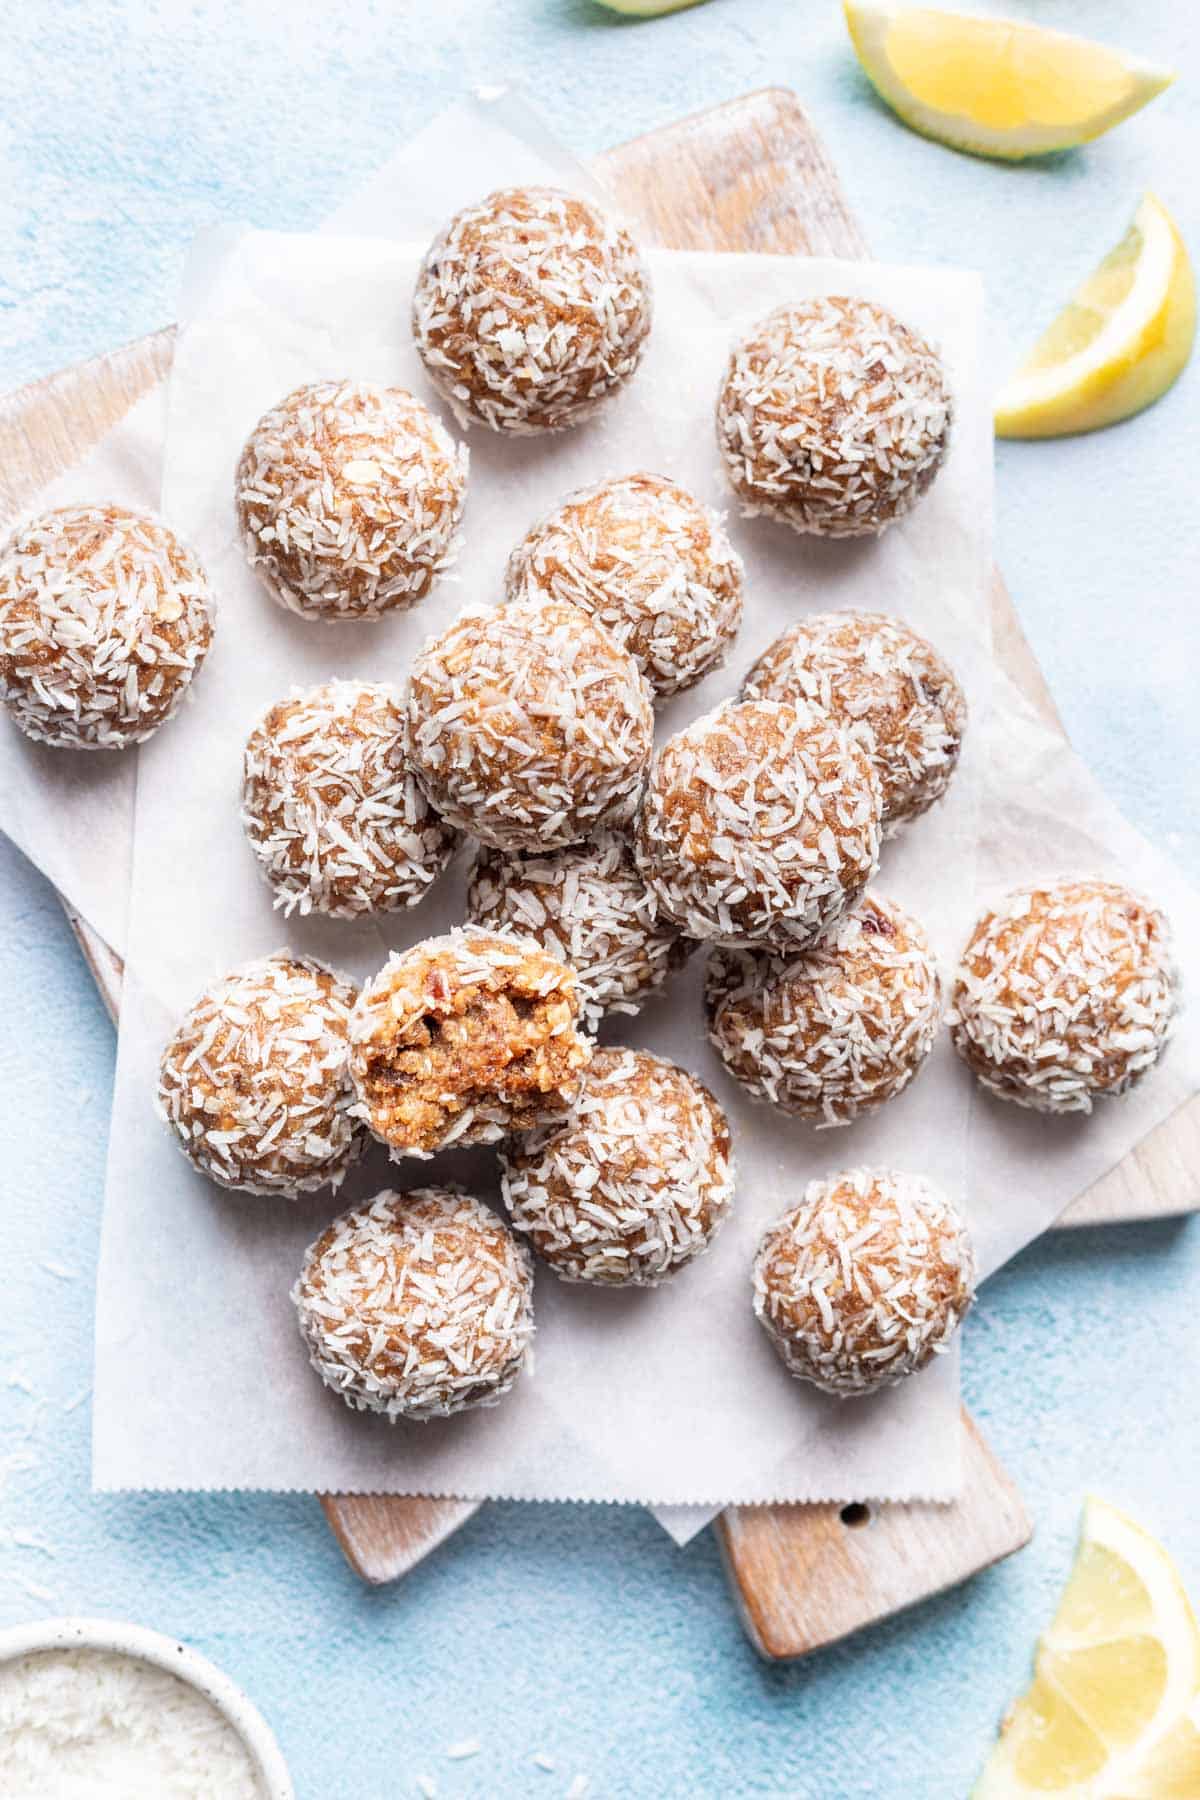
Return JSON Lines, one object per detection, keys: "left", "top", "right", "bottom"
{"left": 4, "top": 85, "right": 1190, "bottom": 1657}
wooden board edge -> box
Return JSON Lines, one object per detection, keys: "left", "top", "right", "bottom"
{"left": 714, "top": 1409, "right": 1032, "bottom": 1661}
{"left": 319, "top": 1493, "right": 483, "bottom": 1585}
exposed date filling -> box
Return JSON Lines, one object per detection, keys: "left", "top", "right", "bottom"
{"left": 359, "top": 980, "right": 583, "bottom": 1152}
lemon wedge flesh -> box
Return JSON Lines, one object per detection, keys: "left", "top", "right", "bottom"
{"left": 995, "top": 193, "right": 1195, "bottom": 439}
{"left": 844, "top": 2, "right": 1173, "bottom": 160}
{"left": 974, "top": 1497, "right": 1200, "bottom": 1798}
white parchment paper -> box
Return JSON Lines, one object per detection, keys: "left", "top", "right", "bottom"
{"left": 92, "top": 227, "right": 991, "bottom": 1508}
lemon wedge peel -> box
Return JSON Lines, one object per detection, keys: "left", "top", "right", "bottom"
{"left": 594, "top": 0, "right": 708, "bottom": 15}
{"left": 974, "top": 1496, "right": 1200, "bottom": 1799}
{"left": 995, "top": 193, "right": 1195, "bottom": 439}
{"left": 843, "top": 2, "right": 1174, "bottom": 162}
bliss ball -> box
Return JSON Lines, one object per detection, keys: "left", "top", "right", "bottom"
{"left": 348, "top": 926, "right": 591, "bottom": 1158}
{"left": 235, "top": 380, "right": 467, "bottom": 621}
{"left": 947, "top": 878, "right": 1176, "bottom": 1114}
{"left": 465, "top": 831, "right": 691, "bottom": 1034}
{"left": 706, "top": 893, "right": 941, "bottom": 1125}
{"left": 753, "top": 1167, "right": 976, "bottom": 1397}
{"left": 633, "top": 698, "right": 882, "bottom": 950}
{"left": 406, "top": 595, "right": 654, "bottom": 852}
{"left": 500, "top": 1047, "right": 734, "bottom": 1286}
{"left": 241, "top": 679, "right": 456, "bottom": 919}
{"left": 0, "top": 504, "right": 214, "bottom": 749}
{"left": 716, "top": 296, "right": 952, "bottom": 538}
{"left": 504, "top": 472, "right": 744, "bottom": 699}
{"left": 412, "top": 185, "right": 652, "bottom": 435}
{"left": 744, "top": 610, "right": 966, "bottom": 832}
{"left": 294, "top": 1187, "right": 534, "bottom": 1421}
{"left": 156, "top": 952, "right": 363, "bottom": 1197}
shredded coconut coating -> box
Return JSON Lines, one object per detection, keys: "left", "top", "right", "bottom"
{"left": 406, "top": 595, "right": 654, "bottom": 851}
{"left": 294, "top": 1186, "right": 535, "bottom": 1420}
{"left": 633, "top": 698, "right": 882, "bottom": 950}
{"left": 465, "top": 832, "right": 691, "bottom": 1033}
{"left": 241, "top": 678, "right": 456, "bottom": 919}
{"left": 716, "top": 296, "right": 952, "bottom": 539}
{"left": 743, "top": 610, "right": 965, "bottom": 832}
{"left": 0, "top": 503, "right": 215, "bottom": 749}
{"left": 706, "top": 893, "right": 942, "bottom": 1125}
{"left": 412, "top": 185, "right": 652, "bottom": 435}
{"left": 947, "top": 878, "right": 1177, "bottom": 1115}
{"left": 753, "top": 1167, "right": 976, "bottom": 1397}
{"left": 349, "top": 926, "right": 592, "bottom": 1157}
{"left": 504, "top": 472, "right": 744, "bottom": 699}
{"left": 501, "top": 1047, "right": 734, "bottom": 1286}
{"left": 235, "top": 380, "right": 467, "bottom": 621}
{"left": 156, "top": 952, "right": 363, "bottom": 1197}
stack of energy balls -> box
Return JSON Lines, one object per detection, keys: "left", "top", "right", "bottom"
{"left": 2, "top": 185, "right": 1177, "bottom": 1432}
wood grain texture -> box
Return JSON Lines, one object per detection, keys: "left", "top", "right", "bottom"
{"left": 715, "top": 1408, "right": 1031, "bottom": 1661}
{"left": 0, "top": 86, "right": 1184, "bottom": 1627}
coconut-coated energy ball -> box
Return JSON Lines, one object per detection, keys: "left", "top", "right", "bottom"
{"left": 753, "top": 1167, "right": 976, "bottom": 1397}
{"left": 235, "top": 380, "right": 467, "bottom": 621}
{"left": 348, "top": 927, "right": 591, "bottom": 1158}
{"left": 241, "top": 679, "right": 456, "bottom": 919}
{"left": 743, "top": 610, "right": 966, "bottom": 832}
{"left": 465, "top": 832, "right": 691, "bottom": 1034}
{"left": 156, "top": 953, "right": 363, "bottom": 1197}
{"left": 406, "top": 596, "right": 654, "bottom": 852}
{"left": 716, "top": 297, "right": 952, "bottom": 538}
{"left": 294, "top": 1186, "right": 535, "bottom": 1421}
{"left": 0, "top": 504, "right": 214, "bottom": 749}
{"left": 947, "top": 878, "right": 1176, "bottom": 1115}
{"left": 633, "top": 699, "right": 882, "bottom": 950}
{"left": 504, "top": 472, "right": 744, "bottom": 700}
{"left": 706, "top": 893, "right": 941, "bottom": 1125}
{"left": 501, "top": 1047, "right": 734, "bottom": 1286}
{"left": 412, "top": 185, "right": 652, "bottom": 435}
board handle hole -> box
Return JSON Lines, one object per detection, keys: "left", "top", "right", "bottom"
{"left": 839, "top": 1502, "right": 872, "bottom": 1530}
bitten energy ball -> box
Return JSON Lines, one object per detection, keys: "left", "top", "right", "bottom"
{"left": 406, "top": 596, "right": 653, "bottom": 852}
{"left": 241, "top": 679, "right": 456, "bottom": 919}
{"left": 706, "top": 893, "right": 941, "bottom": 1125}
{"left": 753, "top": 1167, "right": 976, "bottom": 1397}
{"left": 504, "top": 473, "right": 744, "bottom": 699}
{"left": 465, "top": 832, "right": 690, "bottom": 1033}
{"left": 157, "top": 953, "right": 362, "bottom": 1197}
{"left": 501, "top": 1048, "right": 734, "bottom": 1286}
{"left": 349, "top": 927, "right": 591, "bottom": 1157}
{"left": 634, "top": 699, "right": 882, "bottom": 949}
{"left": 744, "top": 610, "right": 966, "bottom": 832}
{"left": 716, "top": 297, "right": 952, "bottom": 538}
{"left": 0, "top": 504, "right": 214, "bottom": 749}
{"left": 235, "top": 380, "right": 467, "bottom": 621}
{"left": 294, "top": 1187, "right": 534, "bottom": 1420}
{"left": 412, "top": 185, "right": 652, "bottom": 435}
{"left": 948, "top": 878, "right": 1176, "bottom": 1114}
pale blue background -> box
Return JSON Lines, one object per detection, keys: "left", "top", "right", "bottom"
{"left": 2, "top": 3, "right": 1199, "bottom": 1796}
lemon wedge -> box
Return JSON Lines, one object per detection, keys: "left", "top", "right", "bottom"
{"left": 995, "top": 193, "right": 1195, "bottom": 439}
{"left": 594, "top": 0, "right": 707, "bottom": 14}
{"left": 844, "top": 2, "right": 1173, "bottom": 160}
{"left": 974, "top": 1497, "right": 1200, "bottom": 1798}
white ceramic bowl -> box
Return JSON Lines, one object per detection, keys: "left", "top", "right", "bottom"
{"left": 0, "top": 1615, "right": 294, "bottom": 1798}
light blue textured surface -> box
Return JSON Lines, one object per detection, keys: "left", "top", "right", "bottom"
{"left": 2, "top": 4, "right": 1199, "bottom": 1796}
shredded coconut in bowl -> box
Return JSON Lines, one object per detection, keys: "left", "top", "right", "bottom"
{"left": 0, "top": 1648, "right": 264, "bottom": 1799}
